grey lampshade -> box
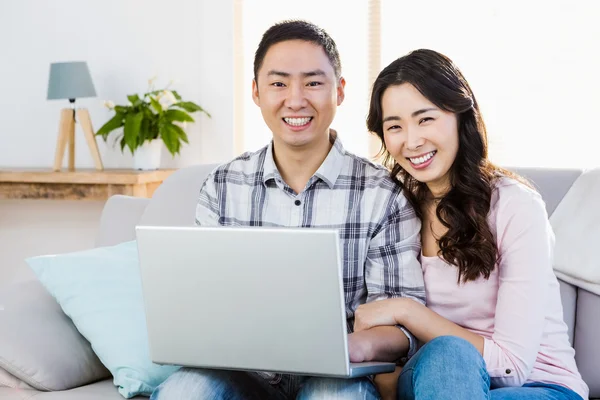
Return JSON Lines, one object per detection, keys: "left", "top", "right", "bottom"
{"left": 47, "top": 61, "right": 97, "bottom": 100}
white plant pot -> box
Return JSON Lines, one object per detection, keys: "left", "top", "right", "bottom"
{"left": 133, "top": 140, "right": 162, "bottom": 170}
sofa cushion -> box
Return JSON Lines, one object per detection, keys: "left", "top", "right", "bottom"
{"left": 0, "top": 280, "right": 109, "bottom": 391}
{"left": 26, "top": 241, "right": 180, "bottom": 399}
{"left": 551, "top": 168, "right": 600, "bottom": 294}
{"left": 0, "top": 366, "right": 33, "bottom": 390}
{"left": 0, "top": 379, "right": 144, "bottom": 400}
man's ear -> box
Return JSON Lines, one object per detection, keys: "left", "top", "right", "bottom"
{"left": 252, "top": 79, "right": 260, "bottom": 107}
{"left": 337, "top": 77, "right": 346, "bottom": 106}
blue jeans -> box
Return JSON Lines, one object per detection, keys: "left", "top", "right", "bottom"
{"left": 397, "top": 336, "right": 584, "bottom": 400}
{"left": 150, "top": 367, "right": 380, "bottom": 399}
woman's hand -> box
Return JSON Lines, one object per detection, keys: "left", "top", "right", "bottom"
{"left": 354, "top": 298, "right": 409, "bottom": 332}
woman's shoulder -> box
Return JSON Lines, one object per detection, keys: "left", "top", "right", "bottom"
{"left": 490, "top": 174, "right": 547, "bottom": 220}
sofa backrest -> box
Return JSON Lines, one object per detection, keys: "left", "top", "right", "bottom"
{"left": 507, "top": 167, "right": 583, "bottom": 217}
{"left": 139, "top": 164, "right": 218, "bottom": 227}
{"left": 140, "top": 164, "right": 583, "bottom": 227}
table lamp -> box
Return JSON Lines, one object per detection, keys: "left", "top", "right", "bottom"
{"left": 47, "top": 61, "right": 104, "bottom": 171}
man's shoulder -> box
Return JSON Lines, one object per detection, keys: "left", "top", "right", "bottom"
{"left": 206, "top": 146, "right": 268, "bottom": 181}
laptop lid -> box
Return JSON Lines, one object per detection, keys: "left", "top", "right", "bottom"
{"left": 136, "top": 225, "right": 353, "bottom": 377}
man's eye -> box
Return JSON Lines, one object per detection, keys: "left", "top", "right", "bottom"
{"left": 419, "top": 117, "right": 433, "bottom": 124}
{"left": 272, "top": 82, "right": 285, "bottom": 87}
{"left": 307, "top": 81, "right": 322, "bottom": 87}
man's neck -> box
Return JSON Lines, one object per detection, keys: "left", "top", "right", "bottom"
{"left": 273, "top": 133, "right": 333, "bottom": 195}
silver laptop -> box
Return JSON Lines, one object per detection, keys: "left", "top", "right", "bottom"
{"left": 135, "top": 225, "right": 396, "bottom": 378}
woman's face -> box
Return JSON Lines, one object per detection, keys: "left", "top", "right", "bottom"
{"left": 381, "top": 83, "right": 460, "bottom": 197}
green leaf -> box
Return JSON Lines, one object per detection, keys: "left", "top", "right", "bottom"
{"left": 166, "top": 122, "right": 189, "bottom": 144}
{"left": 114, "top": 105, "right": 129, "bottom": 114}
{"left": 164, "top": 109, "right": 194, "bottom": 123}
{"left": 170, "top": 90, "right": 182, "bottom": 101}
{"left": 142, "top": 107, "right": 154, "bottom": 119}
{"left": 96, "top": 113, "right": 125, "bottom": 139}
{"left": 123, "top": 111, "right": 144, "bottom": 153}
{"left": 150, "top": 97, "right": 162, "bottom": 114}
{"left": 120, "top": 137, "right": 127, "bottom": 152}
{"left": 127, "top": 94, "right": 141, "bottom": 104}
{"left": 159, "top": 122, "right": 179, "bottom": 156}
{"left": 139, "top": 117, "right": 151, "bottom": 142}
{"left": 172, "top": 101, "right": 210, "bottom": 117}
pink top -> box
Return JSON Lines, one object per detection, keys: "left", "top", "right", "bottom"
{"left": 421, "top": 178, "right": 588, "bottom": 399}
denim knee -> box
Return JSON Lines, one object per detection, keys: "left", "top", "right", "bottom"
{"left": 415, "top": 336, "right": 485, "bottom": 372}
{"left": 397, "top": 336, "right": 490, "bottom": 400}
{"left": 424, "top": 336, "right": 482, "bottom": 360}
{"left": 150, "top": 368, "right": 231, "bottom": 400}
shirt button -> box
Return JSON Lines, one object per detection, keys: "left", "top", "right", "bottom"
{"left": 294, "top": 200, "right": 301, "bottom": 206}
{"left": 505, "top": 369, "right": 511, "bottom": 374}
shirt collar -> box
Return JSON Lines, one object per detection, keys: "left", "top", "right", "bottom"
{"left": 262, "top": 129, "right": 346, "bottom": 189}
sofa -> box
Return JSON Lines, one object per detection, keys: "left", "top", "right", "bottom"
{"left": 0, "top": 164, "right": 598, "bottom": 399}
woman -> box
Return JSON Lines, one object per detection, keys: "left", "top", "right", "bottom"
{"left": 359, "top": 49, "right": 588, "bottom": 400}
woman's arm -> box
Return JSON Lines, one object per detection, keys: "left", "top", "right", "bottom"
{"left": 354, "top": 297, "right": 484, "bottom": 354}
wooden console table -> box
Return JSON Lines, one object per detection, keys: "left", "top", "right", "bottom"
{"left": 0, "top": 169, "right": 176, "bottom": 200}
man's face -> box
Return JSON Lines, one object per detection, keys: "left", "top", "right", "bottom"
{"left": 253, "top": 40, "right": 345, "bottom": 151}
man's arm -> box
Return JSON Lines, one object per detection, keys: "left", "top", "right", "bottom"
{"left": 359, "top": 193, "right": 424, "bottom": 361}
{"left": 195, "top": 172, "right": 221, "bottom": 226}
{"left": 348, "top": 326, "right": 409, "bottom": 362}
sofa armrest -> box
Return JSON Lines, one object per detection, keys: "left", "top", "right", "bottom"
{"left": 95, "top": 195, "right": 150, "bottom": 247}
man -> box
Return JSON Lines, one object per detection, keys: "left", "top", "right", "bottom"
{"left": 152, "top": 20, "right": 424, "bottom": 400}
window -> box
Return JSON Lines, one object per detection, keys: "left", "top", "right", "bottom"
{"left": 381, "top": 0, "right": 600, "bottom": 168}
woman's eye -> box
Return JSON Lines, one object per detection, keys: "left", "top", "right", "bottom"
{"left": 386, "top": 125, "right": 402, "bottom": 131}
{"left": 419, "top": 117, "right": 433, "bottom": 124}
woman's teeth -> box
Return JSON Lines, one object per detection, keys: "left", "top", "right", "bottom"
{"left": 409, "top": 151, "right": 436, "bottom": 165}
{"left": 284, "top": 117, "right": 312, "bottom": 126}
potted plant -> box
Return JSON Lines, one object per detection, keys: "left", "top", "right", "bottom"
{"left": 96, "top": 78, "right": 210, "bottom": 170}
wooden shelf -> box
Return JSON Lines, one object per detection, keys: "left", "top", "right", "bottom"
{"left": 0, "top": 169, "right": 176, "bottom": 200}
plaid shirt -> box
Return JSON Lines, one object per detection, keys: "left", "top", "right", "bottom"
{"left": 195, "top": 133, "right": 425, "bottom": 361}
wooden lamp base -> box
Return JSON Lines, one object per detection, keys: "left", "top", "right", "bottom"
{"left": 53, "top": 108, "right": 104, "bottom": 171}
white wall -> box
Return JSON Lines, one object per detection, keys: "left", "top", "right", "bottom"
{"left": 0, "top": 0, "right": 235, "bottom": 286}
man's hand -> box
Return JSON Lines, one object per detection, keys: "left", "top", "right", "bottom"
{"left": 348, "top": 325, "right": 409, "bottom": 363}
{"left": 374, "top": 367, "right": 403, "bottom": 400}
{"left": 347, "top": 331, "right": 374, "bottom": 362}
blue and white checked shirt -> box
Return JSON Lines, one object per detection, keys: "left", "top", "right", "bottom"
{"left": 195, "top": 133, "right": 425, "bottom": 360}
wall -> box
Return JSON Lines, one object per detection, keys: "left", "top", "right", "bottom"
{"left": 0, "top": 0, "right": 235, "bottom": 286}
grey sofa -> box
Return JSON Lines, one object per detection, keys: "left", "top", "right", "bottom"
{"left": 0, "top": 164, "right": 598, "bottom": 399}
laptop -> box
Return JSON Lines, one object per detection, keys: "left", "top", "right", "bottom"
{"left": 135, "top": 225, "right": 396, "bottom": 378}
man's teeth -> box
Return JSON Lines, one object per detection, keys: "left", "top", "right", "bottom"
{"left": 410, "top": 151, "right": 436, "bottom": 165}
{"left": 284, "top": 117, "right": 312, "bottom": 126}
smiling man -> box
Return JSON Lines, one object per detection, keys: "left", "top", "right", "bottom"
{"left": 151, "top": 20, "right": 425, "bottom": 400}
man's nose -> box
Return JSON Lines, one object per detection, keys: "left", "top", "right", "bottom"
{"left": 284, "top": 84, "right": 307, "bottom": 110}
